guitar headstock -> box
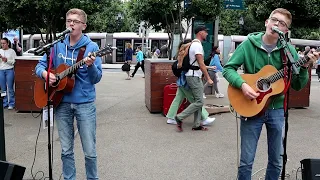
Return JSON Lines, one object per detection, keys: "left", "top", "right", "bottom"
{"left": 94, "top": 44, "right": 115, "bottom": 57}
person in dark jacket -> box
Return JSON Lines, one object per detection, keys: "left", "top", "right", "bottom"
{"left": 124, "top": 43, "right": 133, "bottom": 80}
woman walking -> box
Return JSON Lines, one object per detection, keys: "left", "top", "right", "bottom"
{"left": 203, "top": 46, "right": 224, "bottom": 98}
{"left": 124, "top": 43, "right": 133, "bottom": 80}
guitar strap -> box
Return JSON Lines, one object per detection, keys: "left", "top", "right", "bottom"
{"left": 280, "top": 49, "right": 292, "bottom": 109}
{"left": 73, "top": 46, "right": 86, "bottom": 75}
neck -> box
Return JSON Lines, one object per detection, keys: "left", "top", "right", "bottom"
{"left": 195, "top": 35, "right": 202, "bottom": 41}
{"left": 262, "top": 34, "right": 278, "bottom": 45}
{"left": 69, "top": 34, "right": 82, "bottom": 46}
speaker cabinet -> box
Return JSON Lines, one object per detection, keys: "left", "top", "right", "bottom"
{"left": 301, "top": 159, "right": 320, "bottom": 180}
{"left": 0, "top": 161, "right": 26, "bottom": 180}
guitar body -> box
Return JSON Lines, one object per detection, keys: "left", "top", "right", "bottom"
{"left": 228, "top": 65, "right": 285, "bottom": 117}
{"left": 34, "top": 64, "right": 75, "bottom": 108}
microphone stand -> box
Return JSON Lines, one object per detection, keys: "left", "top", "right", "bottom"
{"left": 278, "top": 34, "right": 298, "bottom": 180}
{"left": 34, "top": 35, "right": 66, "bottom": 180}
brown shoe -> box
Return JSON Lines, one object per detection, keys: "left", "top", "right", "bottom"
{"left": 175, "top": 116, "right": 183, "bottom": 132}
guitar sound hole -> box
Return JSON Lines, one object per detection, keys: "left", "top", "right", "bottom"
{"left": 256, "top": 78, "right": 270, "bottom": 92}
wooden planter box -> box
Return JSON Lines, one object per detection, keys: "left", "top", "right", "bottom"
{"left": 15, "top": 56, "right": 41, "bottom": 112}
{"left": 288, "top": 67, "right": 311, "bottom": 108}
{"left": 144, "top": 59, "right": 178, "bottom": 113}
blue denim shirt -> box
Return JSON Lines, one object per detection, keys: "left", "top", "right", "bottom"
{"left": 176, "top": 71, "right": 190, "bottom": 90}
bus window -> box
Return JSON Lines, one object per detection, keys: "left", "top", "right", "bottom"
{"left": 133, "top": 40, "right": 142, "bottom": 53}
{"left": 235, "top": 42, "right": 242, "bottom": 49}
{"left": 23, "top": 40, "right": 28, "bottom": 52}
{"left": 160, "top": 40, "right": 167, "bottom": 47}
{"left": 115, "top": 39, "right": 131, "bottom": 62}
{"left": 33, "top": 40, "right": 40, "bottom": 48}
{"left": 151, "top": 40, "right": 160, "bottom": 51}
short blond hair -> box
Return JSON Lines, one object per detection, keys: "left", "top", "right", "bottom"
{"left": 66, "top": 8, "right": 87, "bottom": 24}
{"left": 269, "top": 8, "right": 292, "bottom": 27}
{"left": 126, "top": 43, "right": 132, "bottom": 49}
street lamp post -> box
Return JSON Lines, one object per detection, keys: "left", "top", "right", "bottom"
{"left": 116, "top": 13, "right": 123, "bottom": 32}
{"left": 239, "top": 16, "right": 244, "bottom": 35}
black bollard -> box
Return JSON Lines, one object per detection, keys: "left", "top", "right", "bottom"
{"left": 0, "top": 91, "right": 5, "bottom": 161}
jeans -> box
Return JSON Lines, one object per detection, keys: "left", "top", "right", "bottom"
{"left": 166, "top": 86, "right": 209, "bottom": 120}
{"left": 55, "top": 102, "right": 98, "bottom": 180}
{"left": 176, "top": 76, "right": 204, "bottom": 128}
{"left": 238, "top": 109, "right": 284, "bottom": 180}
{"left": 0, "top": 68, "right": 15, "bottom": 107}
{"left": 203, "top": 71, "right": 220, "bottom": 94}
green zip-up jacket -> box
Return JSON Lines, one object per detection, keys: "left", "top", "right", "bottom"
{"left": 222, "top": 32, "right": 309, "bottom": 109}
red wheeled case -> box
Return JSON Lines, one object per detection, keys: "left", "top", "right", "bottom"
{"left": 162, "top": 83, "right": 188, "bottom": 116}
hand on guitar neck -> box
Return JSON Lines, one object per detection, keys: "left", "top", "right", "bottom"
{"left": 302, "top": 49, "right": 320, "bottom": 68}
{"left": 84, "top": 52, "right": 96, "bottom": 67}
{"left": 42, "top": 71, "right": 57, "bottom": 86}
{"left": 241, "top": 83, "right": 260, "bottom": 100}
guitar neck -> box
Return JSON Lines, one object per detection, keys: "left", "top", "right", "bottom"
{"left": 58, "top": 52, "right": 97, "bottom": 79}
{"left": 267, "top": 48, "right": 320, "bottom": 83}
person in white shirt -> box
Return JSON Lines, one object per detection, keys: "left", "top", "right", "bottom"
{"left": 174, "top": 26, "right": 213, "bottom": 132}
{"left": 0, "top": 37, "right": 16, "bottom": 109}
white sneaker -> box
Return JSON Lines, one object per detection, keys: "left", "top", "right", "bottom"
{"left": 167, "top": 118, "right": 177, "bottom": 125}
{"left": 215, "top": 93, "right": 224, "bottom": 98}
{"left": 8, "top": 106, "right": 14, "bottom": 110}
{"left": 203, "top": 93, "right": 207, "bottom": 99}
{"left": 202, "top": 117, "right": 216, "bottom": 126}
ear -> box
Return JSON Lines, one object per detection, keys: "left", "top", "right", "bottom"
{"left": 265, "top": 19, "right": 268, "bottom": 27}
{"left": 82, "top": 24, "right": 87, "bottom": 31}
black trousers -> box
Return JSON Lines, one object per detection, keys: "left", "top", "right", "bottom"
{"left": 131, "top": 60, "right": 144, "bottom": 77}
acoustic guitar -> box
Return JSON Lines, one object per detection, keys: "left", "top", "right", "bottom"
{"left": 34, "top": 46, "right": 113, "bottom": 108}
{"left": 228, "top": 48, "right": 319, "bottom": 117}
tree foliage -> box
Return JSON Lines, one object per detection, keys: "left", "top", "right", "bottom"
{"left": 129, "top": 0, "right": 221, "bottom": 59}
{"left": 0, "top": 0, "right": 101, "bottom": 42}
{"left": 219, "top": 8, "right": 265, "bottom": 36}
{"left": 244, "top": 0, "right": 320, "bottom": 39}
{"left": 88, "top": 0, "right": 136, "bottom": 33}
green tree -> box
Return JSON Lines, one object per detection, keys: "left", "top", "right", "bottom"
{"left": 219, "top": 8, "right": 265, "bottom": 36}
{"left": 88, "top": 0, "right": 135, "bottom": 33}
{"left": 129, "top": 0, "right": 221, "bottom": 59}
{"left": 244, "top": 0, "right": 320, "bottom": 39}
{"left": 0, "top": 0, "right": 101, "bottom": 42}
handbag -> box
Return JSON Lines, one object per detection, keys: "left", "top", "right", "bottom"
{"left": 121, "top": 63, "right": 130, "bottom": 71}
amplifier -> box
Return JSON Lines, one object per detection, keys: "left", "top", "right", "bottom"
{"left": 0, "top": 160, "right": 26, "bottom": 180}
{"left": 301, "top": 159, "right": 320, "bottom": 180}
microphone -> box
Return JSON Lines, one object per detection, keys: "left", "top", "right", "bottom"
{"left": 56, "top": 27, "right": 73, "bottom": 38}
{"left": 271, "top": 26, "right": 284, "bottom": 36}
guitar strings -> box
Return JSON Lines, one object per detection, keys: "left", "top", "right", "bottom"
{"left": 256, "top": 55, "right": 310, "bottom": 90}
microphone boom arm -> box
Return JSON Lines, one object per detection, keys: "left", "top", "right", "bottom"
{"left": 34, "top": 35, "right": 66, "bottom": 55}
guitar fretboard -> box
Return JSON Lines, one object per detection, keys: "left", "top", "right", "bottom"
{"left": 57, "top": 52, "right": 96, "bottom": 80}
{"left": 266, "top": 48, "right": 320, "bottom": 83}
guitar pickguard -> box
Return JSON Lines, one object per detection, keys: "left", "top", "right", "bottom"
{"left": 255, "top": 88, "right": 273, "bottom": 104}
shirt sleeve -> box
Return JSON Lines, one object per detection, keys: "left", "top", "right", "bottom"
{"left": 214, "top": 55, "right": 223, "bottom": 72}
{"left": 193, "top": 42, "right": 203, "bottom": 55}
{"left": 6, "top": 49, "right": 16, "bottom": 65}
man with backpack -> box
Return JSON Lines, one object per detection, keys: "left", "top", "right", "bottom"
{"left": 174, "top": 25, "right": 213, "bottom": 132}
